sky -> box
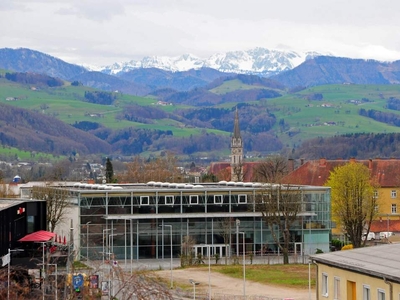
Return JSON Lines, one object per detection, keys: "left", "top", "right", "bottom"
{"left": 1, "top": 0, "right": 400, "bottom": 67}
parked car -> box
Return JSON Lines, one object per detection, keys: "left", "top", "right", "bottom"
{"left": 362, "top": 232, "right": 376, "bottom": 241}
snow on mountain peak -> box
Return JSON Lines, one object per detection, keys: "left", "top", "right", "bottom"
{"left": 100, "top": 48, "right": 324, "bottom": 76}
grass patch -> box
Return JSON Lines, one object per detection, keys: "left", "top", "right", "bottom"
{"left": 211, "top": 264, "right": 316, "bottom": 289}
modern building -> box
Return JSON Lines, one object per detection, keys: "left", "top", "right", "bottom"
{"left": 21, "top": 182, "right": 331, "bottom": 265}
{"left": 311, "top": 243, "right": 400, "bottom": 300}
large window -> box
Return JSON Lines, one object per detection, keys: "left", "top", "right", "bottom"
{"left": 322, "top": 273, "right": 328, "bottom": 297}
{"left": 238, "top": 194, "right": 247, "bottom": 204}
{"left": 363, "top": 285, "right": 370, "bottom": 300}
{"left": 214, "top": 195, "right": 223, "bottom": 204}
{"left": 392, "top": 204, "right": 397, "bottom": 214}
{"left": 140, "top": 196, "right": 149, "bottom": 205}
{"left": 334, "top": 277, "right": 340, "bottom": 300}
{"left": 165, "top": 195, "right": 174, "bottom": 205}
{"left": 391, "top": 190, "right": 397, "bottom": 198}
{"left": 378, "top": 289, "right": 386, "bottom": 300}
{"left": 190, "top": 195, "right": 199, "bottom": 205}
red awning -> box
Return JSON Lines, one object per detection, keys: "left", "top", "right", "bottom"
{"left": 18, "top": 230, "right": 55, "bottom": 242}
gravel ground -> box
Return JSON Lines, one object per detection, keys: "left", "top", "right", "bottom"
{"left": 156, "top": 268, "right": 316, "bottom": 300}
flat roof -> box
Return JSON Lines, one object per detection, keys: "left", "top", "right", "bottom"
{"left": 0, "top": 199, "right": 27, "bottom": 211}
{"left": 311, "top": 243, "right": 400, "bottom": 283}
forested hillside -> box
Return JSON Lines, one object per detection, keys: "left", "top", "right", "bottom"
{"left": 0, "top": 103, "right": 111, "bottom": 155}
{"left": 293, "top": 133, "right": 400, "bottom": 159}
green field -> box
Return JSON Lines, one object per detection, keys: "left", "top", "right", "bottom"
{"left": 3, "top": 77, "right": 400, "bottom": 152}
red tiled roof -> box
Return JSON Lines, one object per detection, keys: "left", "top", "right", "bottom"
{"left": 282, "top": 158, "right": 400, "bottom": 187}
{"left": 370, "top": 219, "right": 400, "bottom": 232}
{"left": 209, "top": 162, "right": 261, "bottom": 182}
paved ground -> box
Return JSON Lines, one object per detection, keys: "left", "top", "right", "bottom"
{"left": 156, "top": 268, "right": 316, "bottom": 300}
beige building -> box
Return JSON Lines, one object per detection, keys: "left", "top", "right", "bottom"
{"left": 311, "top": 243, "right": 400, "bottom": 300}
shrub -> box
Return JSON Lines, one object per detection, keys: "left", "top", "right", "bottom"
{"left": 341, "top": 244, "right": 353, "bottom": 251}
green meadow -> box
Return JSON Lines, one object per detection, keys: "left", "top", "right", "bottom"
{"left": 3, "top": 77, "right": 400, "bottom": 151}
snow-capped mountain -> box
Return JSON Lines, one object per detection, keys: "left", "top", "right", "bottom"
{"left": 100, "top": 47, "right": 323, "bottom": 76}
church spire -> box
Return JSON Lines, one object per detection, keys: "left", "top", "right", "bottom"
{"left": 231, "top": 107, "right": 243, "bottom": 181}
{"left": 233, "top": 107, "right": 241, "bottom": 139}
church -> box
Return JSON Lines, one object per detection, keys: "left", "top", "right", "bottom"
{"left": 209, "top": 108, "right": 261, "bottom": 182}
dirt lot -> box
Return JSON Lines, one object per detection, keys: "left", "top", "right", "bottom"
{"left": 157, "top": 268, "right": 316, "bottom": 300}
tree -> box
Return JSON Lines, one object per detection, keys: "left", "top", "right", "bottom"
{"left": 31, "top": 185, "right": 70, "bottom": 232}
{"left": 105, "top": 157, "right": 114, "bottom": 183}
{"left": 255, "top": 184, "right": 302, "bottom": 264}
{"left": 253, "top": 155, "right": 288, "bottom": 183}
{"left": 120, "top": 153, "right": 184, "bottom": 183}
{"left": 326, "top": 162, "right": 378, "bottom": 248}
{"left": 217, "top": 218, "right": 232, "bottom": 265}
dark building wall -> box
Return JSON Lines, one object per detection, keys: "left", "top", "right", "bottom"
{"left": 0, "top": 200, "right": 46, "bottom": 258}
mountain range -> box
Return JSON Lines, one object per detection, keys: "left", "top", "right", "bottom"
{"left": 1, "top": 48, "right": 400, "bottom": 96}
{"left": 2, "top": 47, "right": 400, "bottom": 161}
{"left": 98, "top": 48, "right": 322, "bottom": 76}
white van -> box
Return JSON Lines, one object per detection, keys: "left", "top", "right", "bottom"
{"left": 379, "top": 232, "right": 393, "bottom": 239}
{"left": 362, "top": 232, "right": 376, "bottom": 241}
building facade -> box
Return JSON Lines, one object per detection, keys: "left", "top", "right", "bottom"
{"left": 38, "top": 182, "right": 333, "bottom": 264}
{"left": 311, "top": 243, "right": 400, "bottom": 300}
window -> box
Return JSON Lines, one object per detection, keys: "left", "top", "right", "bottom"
{"left": 392, "top": 204, "right": 397, "bottom": 214}
{"left": 378, "top": 289, "right": 386, "bottom": 300}
{"left": 165, "top": 195, "right": 174, "bottom": 205}
{"left": 334, "top": 277, "right": 340, "bottom": 300}
{"left": 238, "top": 194, "right": 247, "bottom": 204}
{"left": 140, "top": 196, "right": 149, "bottom": 205}
{"left": 322, "top": 273, "right": 328, "bottom": 297}
{"left": 214, "top": 195, "right": 223, "bottom": 204}
{"left": 190, "top": 195, "right": 198, "bottom": 205}
{"left": 363, "top": 285, "right": 370, "bottom": 300}
{"left": 374, "top": 190, "right": 378, "bottom": 198}
{"left": 391, "top": 190, "right": 397, "bottom": 198}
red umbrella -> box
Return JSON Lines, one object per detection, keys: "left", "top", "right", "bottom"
{"left": 58, "top": 235, "right": 61, "bottom": 243}
{"left": 63, "top": 236, "right": 67, "bottom": 245}
{"left": 54, "top": 233, "right": 57, "bottom": 243}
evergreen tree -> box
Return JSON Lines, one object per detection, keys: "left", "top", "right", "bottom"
{"left": 105, "top": 157, "right": 114, "bottom": 183}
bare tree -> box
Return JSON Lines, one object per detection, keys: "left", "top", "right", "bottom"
{"left": 31, "top": 185, "right": 71, "bottom": 232}
{"left": 218, "top": 218, "right": 232, "bottom": 265}
{"left": 255, "top": 184, "right": 302, "bottom": 264}
{"left": 180, "top": 235, "right": 196, "bottom": 267}
{"left": 253, "top": 155, "right": 288, "bottom": 183}
{"left": 120, "top": 153, "right": 184, "bottom": 183}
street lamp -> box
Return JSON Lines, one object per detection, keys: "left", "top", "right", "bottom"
{"left": 160, "top": 224, "right": 173, "bottom": 289}
{"left": 239, "top": 232, "right": 246, "bottom": 298}
{"left": 6, "top": 248, "right": 24, "bottom": 300}
{"left": 102, "top": 228, "right": 115, "bottom": 265}
{"left": 236, "top": 219, "right": 240, "bottom": 255}
{"left": 108, "top": 233, "right": 120, "bottom": 300}
{"left": 86, "top": 221, "right": 91, "bottom": 262}
{"left": 189, "top": 279, "right": 200, "bottom": 300}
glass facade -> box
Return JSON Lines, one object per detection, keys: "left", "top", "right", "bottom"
{"left": 73, "top": 183, "right": 331, "bottom": 261}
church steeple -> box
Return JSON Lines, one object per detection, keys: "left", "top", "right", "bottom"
{"left": 231, "top": 107, "right": 243, "bottom": 181}
{"left": 233, "top": 107, "right": 241, "bottom": 139}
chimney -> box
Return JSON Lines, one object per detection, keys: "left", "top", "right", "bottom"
{"left": 349, "top": 157, "right": 356, "bottom": 163}
{"left": 369, "top": 159, "right": 372, "bottom": 169}
{"left": 300, "top": 158, "right": 304, "bottom": 165}
{"left": 288, "top": 159, "right": 295, "bottom": 172}
{"left": 319, "top": 158, "right": 327, "bottom": 166}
